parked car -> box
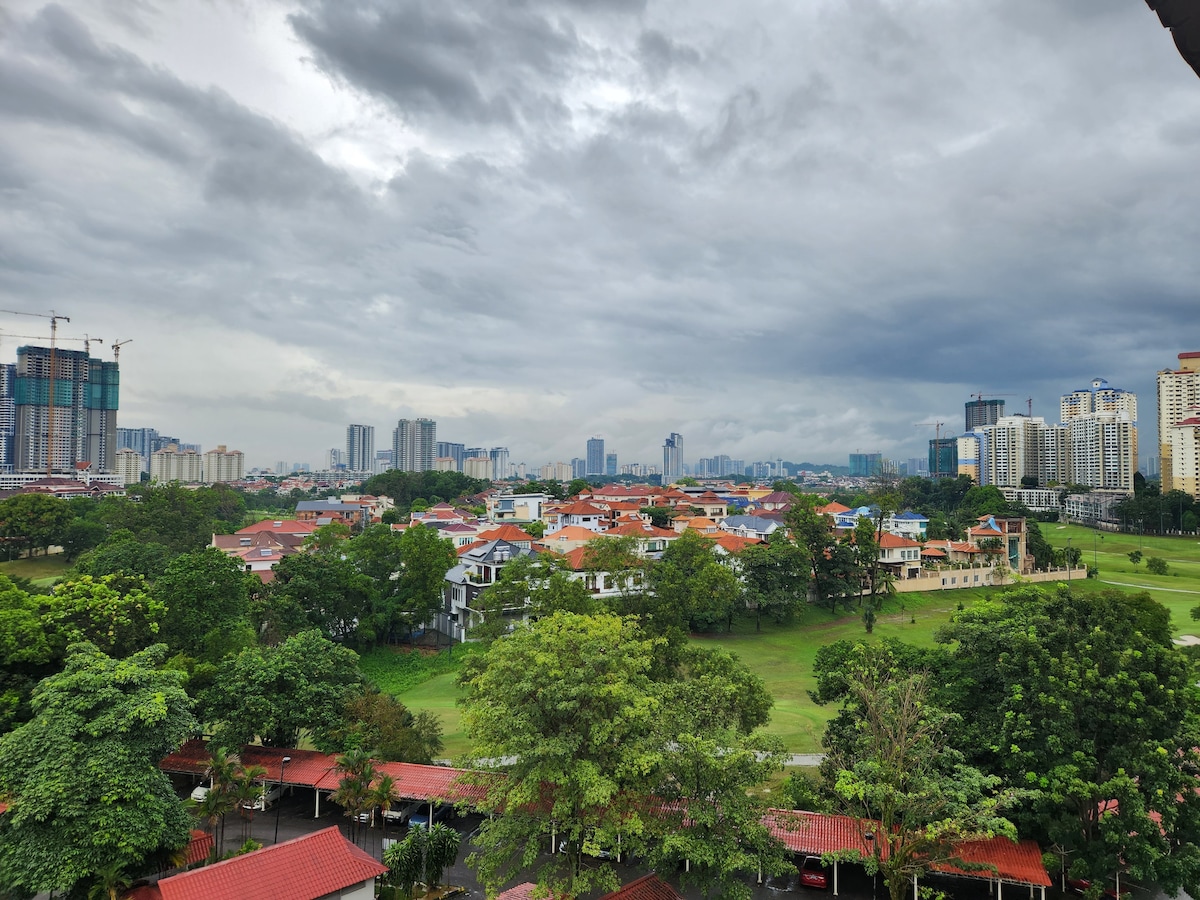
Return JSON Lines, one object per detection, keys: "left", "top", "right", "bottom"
{"left": 383, "top": 801, "right": 423, "bottom": 825}
{"left": 799, "top": 856, "right": 829, "bottom": 889}
{"left": 1068, "top": 878, "right": 1130, "bottom": 900}
{"left": 408, "top": 804, "right": 451, "bottom": 829}
{"left": 189, "top": 785, "right": 211, "bottom": 803}
{"left": 242, "top": 783, "right": 283, "bottom": 811}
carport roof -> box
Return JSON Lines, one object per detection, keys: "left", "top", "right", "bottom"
{"left": 763, "top": 809, "right": 1050, "bottom": 888}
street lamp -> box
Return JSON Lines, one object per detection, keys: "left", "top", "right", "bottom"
{"left": 274, "top": 756, "right": 290, "bottom": 844}
{"left": 1066, "top": 538, "right": 1072, "bottom": 582}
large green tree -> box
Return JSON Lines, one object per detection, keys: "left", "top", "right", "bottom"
{"left": 737, "top": 533, "right": 811, "bottom": 630}
{"left": 0, "top": 643, "right": 195, "bottom": 898}
{"left": 936, "top": 586, "right": 1200, "bottom": 894}
{"left": 154, "top": 548, "right": 255, "bottom": 659}
{"left": 458, "top": 613, "right": 665, "bottom": 898}
{"left": 264, "top": 551, "right": 376, "bottom": 645}
{"left": 647, "top": 530, "right": 742, "bottom": 634}
{"left": 0, "top": 493, "right": 74, "bottom": 558}
{"left": 824, "top": 648, "right": 1017, "bottom": 900}
{"left": 200, "top": 629, "right": 361, "bottom": 748}
{"left": 458, "top": 612, "right": 782, "bottom": 898}
{"left": 40, "top": 574, "right": 165, "bottom": 658}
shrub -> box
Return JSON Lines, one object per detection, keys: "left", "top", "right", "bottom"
{"left": 1146, "top": 557, "right": 1169, "bottom": 576}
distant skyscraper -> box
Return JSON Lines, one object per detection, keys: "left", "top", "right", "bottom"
{"left": 393, "top": 418, "right": 436, "bottom": 472}
{"left": 346, "top": 424, "right": 375, "bottom": 472}
{"left": 663, "top": 433, "right": 683, "bottom": 483}
{"left": 965, "top": 398, "right": 1005, "bottom": 431}
{"left": 14, "top": 346, "right": 119, "bottom": 474}
{"left": 586, "top": 437, "right": 605, "bottom": 476}
{"left": 848, "top": 453, "right": 882, "bottom": 477}
{"left": 605, "top": 452, "right": 617, "bottom": 476}
{"left": 490, "top": 447, "right": 509, "bottom": 480}
{"left": 436, "top": 441, "right": 465, "bottom": 472}
{"left": 979, "top": 416, "right": 1067, "bottom": 488}
{"left": 572, "top": 457, "right": 586, "bottom": 479}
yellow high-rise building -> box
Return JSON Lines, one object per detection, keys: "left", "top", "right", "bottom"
{"left": 1158, "top": 352, "right": 1200, "bottom": 496}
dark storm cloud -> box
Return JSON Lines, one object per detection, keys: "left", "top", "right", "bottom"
{"left": 289, "top": 0, "right": 590, "bottom": 130}
{"left": 2, "top": 0, "right": 1199, "bottom": 465}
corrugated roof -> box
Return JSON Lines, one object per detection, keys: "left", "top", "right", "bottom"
{"left": 157, "top": 827, "right": 386, "bottom": 900}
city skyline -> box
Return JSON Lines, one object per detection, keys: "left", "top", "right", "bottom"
{"left": 3, "top": 3, "right": 1198, "bottom": 468}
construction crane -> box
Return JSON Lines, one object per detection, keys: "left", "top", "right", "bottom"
{"left": 82, "top": 334, "right": 104, "bottom": 355}
{"left": 0, "top": 331, "right": 97, "bottom": 352}
{"left": 112, "top": 339, "right": 132, "bottom": 361}
{"left": 969, "top": 391, "right": 1016, "bottom": 404}
{"left": 0, "top": 309, "right": 70, "bottom": 477}
{"left": 915, "top": 420, "right": 947, "bottom": 478}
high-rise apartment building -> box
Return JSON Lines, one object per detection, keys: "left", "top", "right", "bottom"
{"left": 150, "top": 447, "right": 204, "bottom": 483}
{"left": 586, "top": 437, "right": 605, "bottom": 476}
{"left": 965, "top": 399, "right": 1005, "bottom": 431}
{"left": 393, "top": 418, "right": 436, "bottom": 472}
{"left": 490, "top": 447, "right": 510, "bottom": 480}
{"left": 345, "top": 424, "right": 375, "bottom": 472}
{"left": 979, "top": 416, "right": 1068, "bottom": 488}
{"left": 1158, "top": 352, "right": 1200, "bottom": 496}
{"left": 663, "top": 433, "right": 683, "bottom": 483}
{"left": 464, "top": 456, "right": 492, "bottom": 479}
{"left": 0, "top": 364, "right": 15, "bottom": 474}
{"left": 605, "top": 452, "right": 617, "bottom": 476}
{"left": 1060, "top": 378, "right": 1137, "bottom": 491}
{"left": 114, "top": 448, "right": 143, "bottom": 486}
{"left": 203, "top": 445, "right": 245, "bottom": 483}
{"left": 13, "top": 346, "right": 119, "bottom": 474}
{"left": 436, "top": 442, "right": 465, "bottom": 472}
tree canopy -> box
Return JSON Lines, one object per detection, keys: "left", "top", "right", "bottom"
{"left": 0, "top": 643, "right": 196, "bottom": 898}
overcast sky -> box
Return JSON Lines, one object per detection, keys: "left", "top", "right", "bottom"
{"left": 2, "top": 0, "right": 1197, "bottom": 472}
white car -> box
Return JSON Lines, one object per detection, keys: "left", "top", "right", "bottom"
{"left": 189, "top": 785, "right": 211, "bottom": 803}
{"left": 242, "top": 784, "right": 282, "bottom": 811}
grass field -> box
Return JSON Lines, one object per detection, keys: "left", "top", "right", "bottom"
{"left": 392, "top": 523, "right": 1200, "bottom": 759}
{"left": 0, "top": 553, "right": 70, "bottom": 587}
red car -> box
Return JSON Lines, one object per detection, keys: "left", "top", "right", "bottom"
{"left": 800, "top": 856, "right": 829, "bottom": 889}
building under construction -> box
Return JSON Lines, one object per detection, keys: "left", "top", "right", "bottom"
{"left": 1, "top": 346, "right": 119, "bottom": 475}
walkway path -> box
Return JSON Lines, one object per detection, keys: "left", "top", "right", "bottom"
{"left": 1101, "top": 579, "right": 1200, "bottom": 595}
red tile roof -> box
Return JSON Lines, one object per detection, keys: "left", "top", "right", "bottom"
{"left": 160, "top": 740, "right": 337, "bottom": 788}
{"left": 604, "top": 522, "right": 678, "bottom": 539}
{"left": 709, "top": 533, "right": 763, "bottom": 553}
{"left": 237, "top": 519, "right": 316, "bottom": 535}
{"left": 764, "top": 809, "right": 879, "bottom": 857}
{"left": 600, "top": 874, "right": 684, "bottom": 900}
{"left": 156, "top": 827, "right": 386, "bottom": 900}
{"left": 184, "top": 829, "right": 213, "bottom": 866}
{"left": 497, "top": 883, "right": 539, "bottom": 900}
{"left": 764, "top": 810, "right": 1049, "bottom": 887}
{"left": 559, "top": 501, "right": 606, "bottom": 516}
{"left": 932, "top": 836, "right": 1051, "bottom": 887}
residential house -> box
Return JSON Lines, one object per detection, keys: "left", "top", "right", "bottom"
{"left": 211, "top": 530, "right": 305, "bottom": 583}
{"left": 127, "top": 827, "right": 386, "bottom": 900}
{"left": 486, "top": 492, "right": 550, "bottom": 523}
{"left": 719, "top": 515, "right": 784, "bottom": 541}
{"left": 440, "top": 539, "right": 540, "bottom": 641}
{"left": 543, "top": 501, "right": 608, "bottom": 534}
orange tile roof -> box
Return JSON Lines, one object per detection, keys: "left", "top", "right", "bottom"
{"left": 605, "top": 522, "right": 678, "bottom": 539}
{"left": 559, "top": 501, "right": 607, "bottom": 516}
{"left": 709, "top": 534, "right": 763, "bottom": 553}
{"left": 541, "top": 525, "right": 603, "bottom": 543}
{"left": 684, "top": 517, "right": 717, "bottom": 529}
{"left": 933, "top": 836, "right": 1051, "bottom": 887}
{"left": 156, "top": 827, "right": 386, "bottom": 900}
{"left": 817, "top": 501, "right": 852, "bottom": 515}
{"left": 184, "top": 830, "right": 213, "bottom": 867}
{"left": 477, "top": 524, "right": 535, "bottom": 543}
{"left": 878, "top": 532, "right": 921, "bottom": 548}
{"left": 497, "top": 884, "right": 539, "bottom": 900}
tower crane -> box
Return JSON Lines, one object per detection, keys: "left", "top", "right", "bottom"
{"left": 112, "top": 339, "right": 132, "bottom": 361}
{"left": 0, "top": 310, "right": 70, "bottom": 477}
{"left": 915, "top": 420, "right": 947, "bottom": 478}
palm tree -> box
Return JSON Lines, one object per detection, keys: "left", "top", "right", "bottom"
{"left": 87, "top": 862, "right": 132, "bottom": 900}
{"left": 372, "top": 772, "right": 400, "bottom": 847}
{"left": 189, "top": 788, "right": 237, "bottom": 862}
{"left": 333, "top": 750, "right": 377, "bottom": 845}
{"left": 203, "top": 748, "right": 241, "bottom": 856}
{"left": 233, "top": 764, "right": 268, "bottom": 844}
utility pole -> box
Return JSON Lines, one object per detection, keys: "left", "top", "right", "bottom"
{"left": 0, "top": 309, "right": 71, "bottom": 477}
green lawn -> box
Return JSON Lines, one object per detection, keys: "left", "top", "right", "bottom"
{"left": 0, "top": 553, "right": 70, "bottom": 587}
{"left": 394, "top": 524, "right": 1200, "bottom": 758}
{"left": 1040, "top": 523, "right": 1200, "bottom": 635}
{"left": 398, "top": 587, "right": 1005, "bottom": 757}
